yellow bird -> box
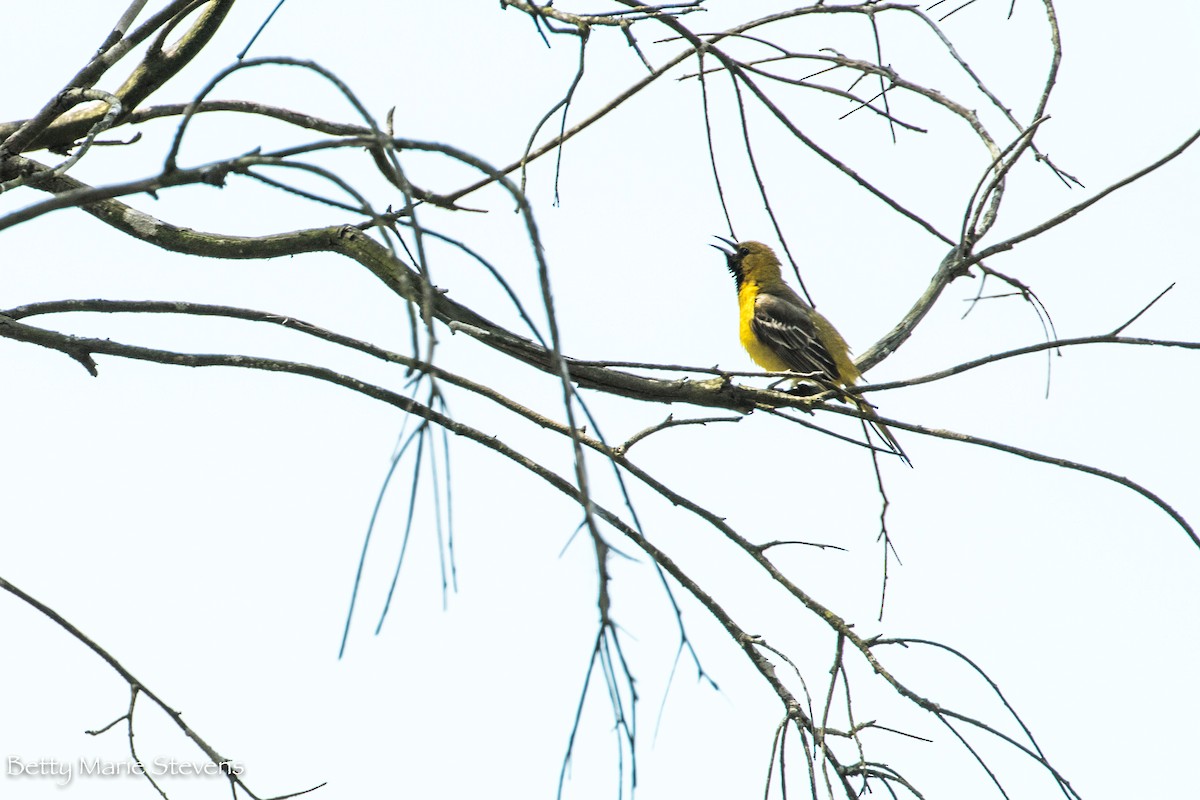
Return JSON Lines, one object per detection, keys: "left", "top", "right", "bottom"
{"left": 712, "top": 237, "right": 909, "bottom": 465}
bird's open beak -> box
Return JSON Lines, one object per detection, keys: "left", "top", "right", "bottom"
{"left": 710, "top": 235, "right": 738, "bottom": 256}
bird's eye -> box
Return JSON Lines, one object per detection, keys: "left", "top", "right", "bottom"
{"left": 738, "top": 247, "right": 750, "bottom": 257}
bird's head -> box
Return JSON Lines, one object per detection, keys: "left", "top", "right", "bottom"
{"left": 710, "top": 237, "right": 782, "bottom": 287}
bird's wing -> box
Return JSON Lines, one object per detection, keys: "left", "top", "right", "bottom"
{"left": 750, "top": 291, "right": 839, "bottom": 380}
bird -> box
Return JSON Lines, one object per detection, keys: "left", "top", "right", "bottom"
{"left": 712, "top": 237, "right": 909, "bottom": 465}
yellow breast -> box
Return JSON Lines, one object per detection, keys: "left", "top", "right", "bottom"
{"left": 737, "top": 282, "right": 792, "bottom": 372}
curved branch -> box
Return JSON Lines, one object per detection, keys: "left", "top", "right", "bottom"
{"left": 870, "top": 334, "right": 1199, "bottom": 394}
{"left": 819, "top": 404, "right": 1198, "bottom": 550}
{"left": 973, "top": 126, "right": 1200, "bottom": 262}
{"left": 0, "top": 574, "right": 324, "bottom": 799}
{"left": 0, "top": 0, "right": 235, "bottom": 156}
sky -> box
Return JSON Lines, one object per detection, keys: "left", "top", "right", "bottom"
{"left": 2, "top": 2, "right": 1198, "bottom": 799}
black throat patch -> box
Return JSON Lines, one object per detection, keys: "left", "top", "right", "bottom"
{"left": 725, "top": 253, "right": 744, "bottom": 289}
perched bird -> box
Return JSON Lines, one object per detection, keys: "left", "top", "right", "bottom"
{"left": 712, "top": 237, "right": 909, "bottom": 465}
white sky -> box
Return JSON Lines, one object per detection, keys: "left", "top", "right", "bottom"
{"left": 2, "top": 2, "right": 1198, "bottom": 799}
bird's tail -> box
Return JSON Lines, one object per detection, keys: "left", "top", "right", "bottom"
{"left": 852, "top": 396, "right": 912, "bottom": 467}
